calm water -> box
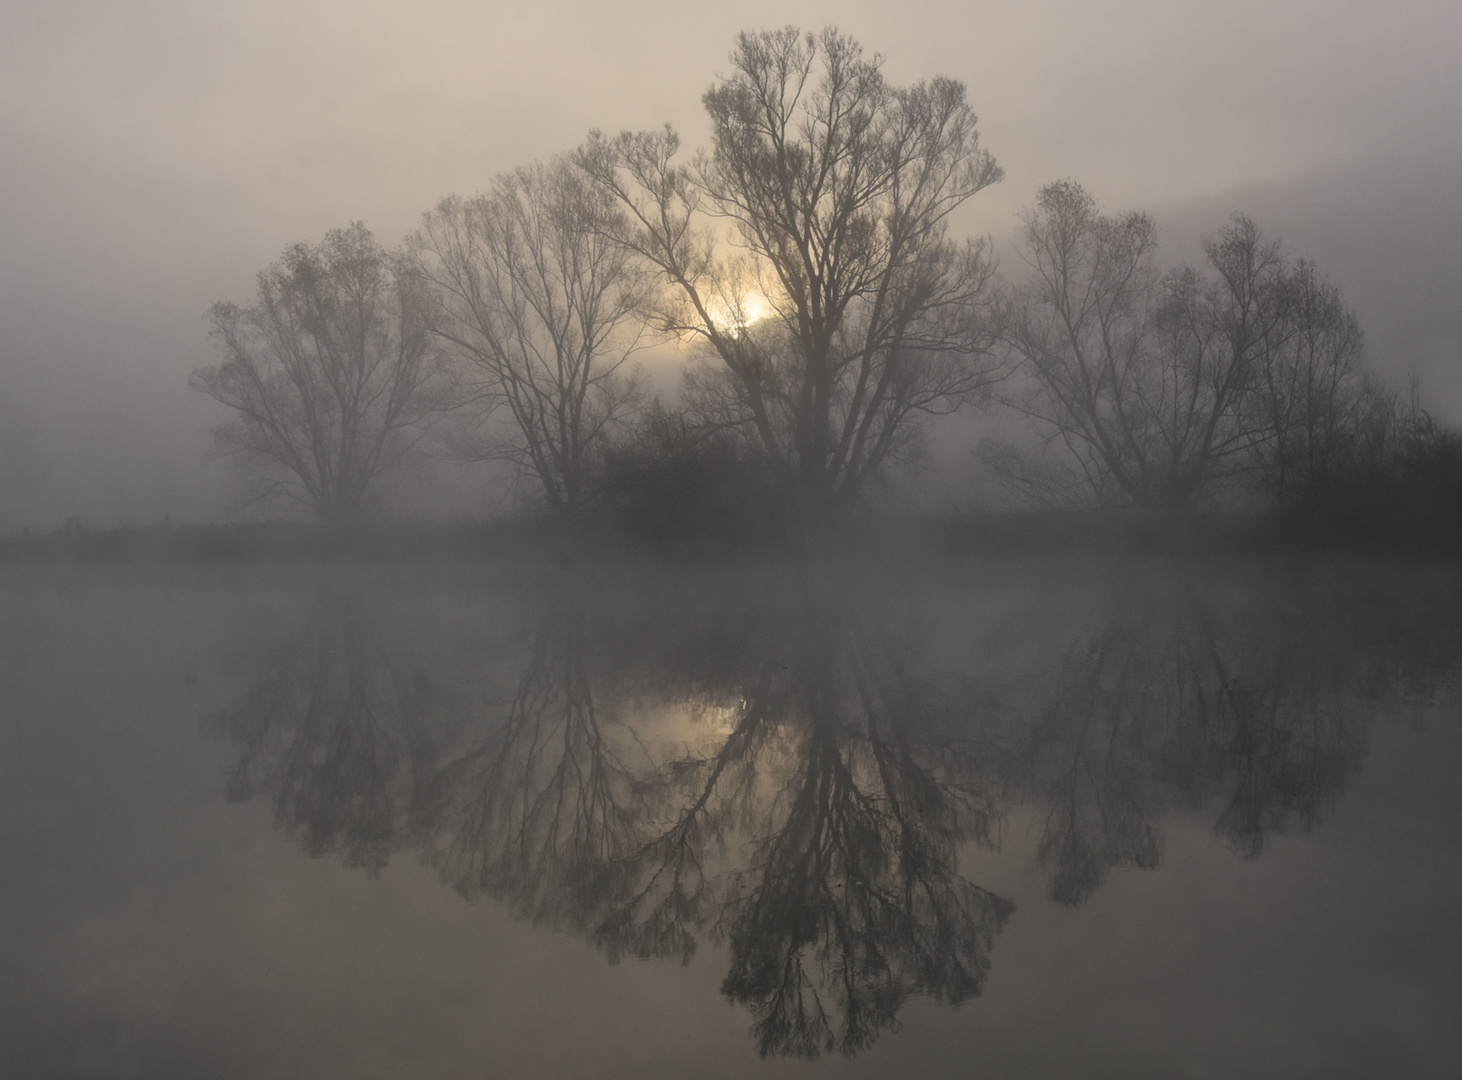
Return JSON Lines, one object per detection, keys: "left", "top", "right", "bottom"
{"left": 3, "top": 557, "right": 1460, "bottom": 1078}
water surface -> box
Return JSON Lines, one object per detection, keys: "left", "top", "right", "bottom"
{"left": 3, "top": 558, "right": 1460, "bottom": 1077}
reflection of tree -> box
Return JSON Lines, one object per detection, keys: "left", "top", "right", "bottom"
{"left": 212, "top": 568, "right": 1455, "bottom": 1058}
{"left": 1207, "top": 629, "right": 1360, "bottom": 859}
{"left": 428, "top": 600, "right": 650, "bottom": 933}
{"left": 597, "top": 603, "right": 1011, "bottom": 1058}
{"left": 424, "top": 585, "right": 1013, "bottom": 1058}
{"left": 1014, "top": 588, "right": 1367, "bottom": 904}
{"left": 217, "top": 592, "right": 446, "bottom": 875}
{"left": 590, "top": 658, "right": 778, "bottom": 967}
{"left": 1016, "top": 617, "right": 1167, "bottom": 905}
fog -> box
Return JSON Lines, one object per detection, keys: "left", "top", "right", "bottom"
{"left": 3, "top": 0, "right": 1460, "bottom": 529}
{"left": 7, "top": 11, "right": 1462, "bottom": 1068}
{"left": 5, "top": 557, "right": 1461, "bottom": 1075}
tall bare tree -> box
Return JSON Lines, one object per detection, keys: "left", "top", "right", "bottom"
{"left": 998, "top": 183, "right": 1294, "bottom": 510}
{"left": 192, "top": 223, "right": 451, "bottom": 525}
{"left": 992, "top": 181, "right": 1391, "bottom": 510}
{"left": 580, "top": 27, "right": 1007, "bottom": 521}
{"left": 415, "top": 155, "right": 647, "bottom": 517}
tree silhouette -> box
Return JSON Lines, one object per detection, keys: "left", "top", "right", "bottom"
{"left": 192, "top": 223, "right": 454, "bottom": 524}
{"left": 415, "top": 157, "right": 647, "bottom": 517}
{"left": 581, "top": 27, "right": 1007, "bottom": 522}
{"left": 995, "top": 183, "right": 1381, "bottom": 510}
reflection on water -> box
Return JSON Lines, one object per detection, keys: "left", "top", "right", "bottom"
{"left": 216, "top": 591, "right": 450, "bottom": 875}
{"left": 1017, "top": 594, "right": 1366, "bottom": 903}
{"left": 210, "top": 564, "right": 1462, "bottom": 1059}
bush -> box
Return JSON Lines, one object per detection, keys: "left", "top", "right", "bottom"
{"left": 596, "top": 402, "right": 792, "bottom": 551}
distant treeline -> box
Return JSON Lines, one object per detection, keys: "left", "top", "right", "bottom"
{"left": 7, "top": 491, "right": 1462, "bottom": 564}
{"left": 84, "top": 26, "right": 1460, "bottom": 556}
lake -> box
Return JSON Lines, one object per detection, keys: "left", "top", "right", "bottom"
{"left": 3, "top": 556, "right": 1460, "bottom": 1078}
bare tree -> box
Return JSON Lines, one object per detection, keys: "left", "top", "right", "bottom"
{"left": 999, "top": 183, "right": 1291, "bottom": 510}
{"left": 192, "top": 223, "right": 452, "bottom": 525}
{"left": 997, "top": 182, "right": 1387, "bottom": 512}
{"left": 1247, "top": 258, "right": 1384, "bottom": 506}
{"left": 580, "top": 27, "right": 1007, "bottom": 521}
{"left": 415, "top": 155, "right": 647, "bottom": 517}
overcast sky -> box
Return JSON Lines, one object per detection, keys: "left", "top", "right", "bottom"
{"left": 2, "top": 0, "right": 1459, "bottom": 528}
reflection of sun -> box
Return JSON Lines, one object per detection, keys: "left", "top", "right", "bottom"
{"left": 626, "top": 700, "right": 743, "bottom": 755}
{"left": 705, "top": 293, "right": 772, "bottom": 337}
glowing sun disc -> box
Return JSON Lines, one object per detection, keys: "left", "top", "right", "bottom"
{"left": 705, "top": 293, "right": 772, "bottom": 336}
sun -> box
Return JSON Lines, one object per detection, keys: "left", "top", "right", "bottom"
{"left": 704, "top": 292, "right": 772, "bottom": 337}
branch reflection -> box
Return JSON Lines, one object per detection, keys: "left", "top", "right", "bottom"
{"left": 211, "top": 567, "right": 1457, "bottom": 1057}
{"left": 1014, "top": 594, "right": 1365, "bottom": 904}
{"left": 217, "top": 590, "right": 448, "bottom": 875}
{"left": 629, "top": 597, "right": 1008, "bottom": 1058}
{"left": 422, "top": 584, "right": 1011, "bottom": 1058}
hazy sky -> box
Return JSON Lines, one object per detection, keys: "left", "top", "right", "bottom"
{"left": 2, "top": 0, "right": 1460, "bottom": 528}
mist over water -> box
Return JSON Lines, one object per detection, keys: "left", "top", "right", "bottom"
{"left": 3, "top": 556, "right": 1460, "bottom": 1076}
{"left": 4, "top": 5, "right": 1462, "bottom": 1075}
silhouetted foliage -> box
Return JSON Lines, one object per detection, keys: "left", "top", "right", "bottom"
{"left": 1270, "top": 405, "right": 1462, "bottom": 552}
{"left": 171, "top": 29, "right": 1462, "bottom": 554}
{"left": 595, "top": 400, "right": 791, "bottom": 548}
{"left": 1247, "top": 258, "right": 1380, "bottom": 506}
